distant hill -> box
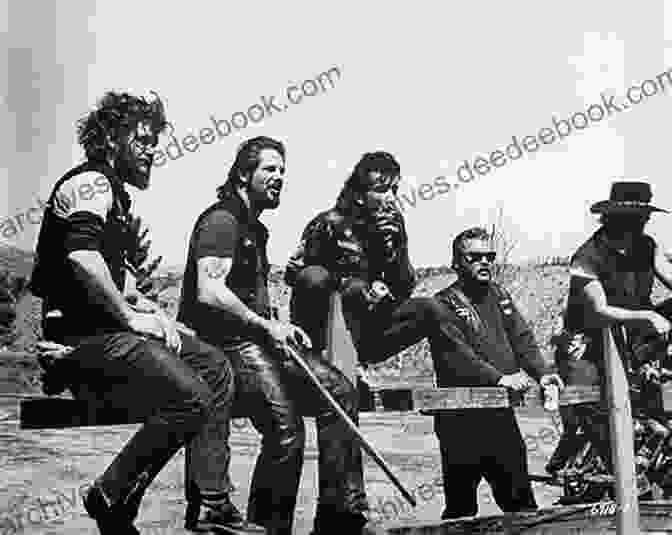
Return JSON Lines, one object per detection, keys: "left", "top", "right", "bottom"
{"left": 0, "top": 241, "right": 457, "bottom": 354}
{"left": 5, "top": 242, "right": 643, "bottom": 383}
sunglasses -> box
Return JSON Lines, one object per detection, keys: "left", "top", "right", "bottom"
{"left": 463, "top": 251, "right": 497, "bottom": 264}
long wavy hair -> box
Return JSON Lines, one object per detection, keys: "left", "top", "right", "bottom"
{"left": 217, "top": 136, "right": 286, "bottom": 199}
{"left": 336, "top": 151, "right": 401, "bottom": 213}
{"left": 76, "top": 91, "right": 168, "bottom": 163}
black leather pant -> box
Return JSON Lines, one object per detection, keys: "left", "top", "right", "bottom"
{"left": 290, "top": 265, "right": 442, "bottom": 363}
{"left": 53, "top": 329, "right": 235, "bottom": 512}
{"left": 214, "top": 340, "right": 367, "bottom": 533}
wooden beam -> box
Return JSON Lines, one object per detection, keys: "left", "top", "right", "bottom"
{"left": 18, "top": 396, "right": 253, "bottom": 429}
{"left": 603, "top": 326, "right": 640, "bottom": 535}
{"left": 17, "top": 384, "right": 604, "bottom": 429}
{"left": 411, "top": 385, "right": 602, "bottom": 411}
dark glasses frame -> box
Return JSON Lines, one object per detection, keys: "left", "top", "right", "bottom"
{"left": 463, "top": 251, "right": 497, "bottom": 264}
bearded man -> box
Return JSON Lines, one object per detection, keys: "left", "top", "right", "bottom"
{"left": 177, "top": 136, "right": 381, "bottom": 535}
{"left": 29, "top": 92, "right": 236, "bottom": 535}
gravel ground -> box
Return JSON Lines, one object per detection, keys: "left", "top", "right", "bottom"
{"left": 0, "top": 400, "right": 562, "bottom": 535}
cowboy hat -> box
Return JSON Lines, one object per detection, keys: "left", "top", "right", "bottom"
{"left": 590, "top": 181, "right": 668, "bottom": 214}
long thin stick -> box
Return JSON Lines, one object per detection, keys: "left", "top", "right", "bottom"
{"left": 285, "top": 344, "right": 417, "bottom": 507}
{"left": 603, "top": 327, "right": 640, "bottom": 534}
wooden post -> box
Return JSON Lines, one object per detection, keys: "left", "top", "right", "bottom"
{"left": 325, "top": 292, "right": 358, "bottom": 385}
{"left": 603, "top": 326, "right": 640, "bottom": 535}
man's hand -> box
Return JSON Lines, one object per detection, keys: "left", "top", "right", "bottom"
{"left": 540, "top": 373, "right": 565, "bottom": 391}
{"left": 126, "top": 294, "right": 159, "bottom": 314}
{"left": 366, "top": 281, "right": 395, "bottom": 311}
{"left": 646, "top": 311, "right": 672, "bottom": 337}
{"left": 264, "top": 320, "right": 313, "bottom": 359}
{"left": 128, "top": 311, "right": 182, "bottom": 353}
{"left": 639, "top": 362, "right": 661, "bottom": 384}
{"left": 497, "top": 371, "right": 533, "bottom": 392}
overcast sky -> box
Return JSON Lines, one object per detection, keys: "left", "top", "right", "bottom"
{"left": 2, "top": 1, "right": 672, "bottom": 269}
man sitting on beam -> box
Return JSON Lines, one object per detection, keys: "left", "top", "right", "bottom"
{"left": 176, "top": 136, "right": 380, "bottom": 535}
{"left": 285, "top": 151, "right": 425, "bottom": 377}
{"left": 29, "top": 91, "right": 236, "bottom": 535}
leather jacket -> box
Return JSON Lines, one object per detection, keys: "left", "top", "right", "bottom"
{"left": 285, "top": 202, "right": 416, "bottom": 302}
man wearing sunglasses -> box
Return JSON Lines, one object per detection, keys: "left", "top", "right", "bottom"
{"left": 547, "top": 182, "right": 672, "bottom": 494}
{"left": 431, "top": 227, "right": 563, "bottom": 519}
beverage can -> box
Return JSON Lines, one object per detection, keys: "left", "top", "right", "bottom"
{"left": 543, "top": 384, "right": 559, "bottom": 412}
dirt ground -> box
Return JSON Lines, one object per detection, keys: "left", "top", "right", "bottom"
{"left": 0, "top": 401, "right": 562, "bottom": 535}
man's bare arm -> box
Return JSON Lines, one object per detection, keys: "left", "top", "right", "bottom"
{"left": 68, "top": 250, "right": 135, "bottom": 326}
{"left": 197, "top": 256, "right": 311, "bottom": 350}
{"left": 70, "top": 250, "right": 183, "bottom": 348}
{"left": 197, "top": 256, "right": 269, "bottom": 331}
{"left": 578, "top": 277, "right": 661, "bottom": 330}
{"left": 654, "top": 242, "right": 672, "bottom": 292}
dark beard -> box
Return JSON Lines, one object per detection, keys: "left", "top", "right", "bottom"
{"left": 116, "top": 158, "right": 149, "bottom": 189}
{"left": 458, "top": 268, "right": 491, "bottom": 295}
{"left": 116, "top": 151, "right": 149, "bottom": 189}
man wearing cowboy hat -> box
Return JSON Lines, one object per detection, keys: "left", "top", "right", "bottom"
{"left": 547, "top": 181, "right": 672, "bottom": 495}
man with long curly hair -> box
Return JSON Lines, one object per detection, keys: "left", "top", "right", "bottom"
{"left": 177, "top": 136, "right": 384, "bottom": 535}
{"left": 285, "top": 152, "right": 418, "bottom": 365}
{"left": 29, "top": 91, "right": 236, "bottom": 535}
{"left": 285, "top": 152, "right": 459, "bottom": 380}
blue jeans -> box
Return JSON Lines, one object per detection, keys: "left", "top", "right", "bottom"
{"left": 60, "top": 330, "right": 235, "bottom": 512}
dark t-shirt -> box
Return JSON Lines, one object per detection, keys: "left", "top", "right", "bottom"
{"left": 562, "top": 227, "right": 656, "bottom": 384}
{"left": 177, "top": 189, "right": 271, "bottom": 347}
{"left": 30, "top": 161, "right": 130, "bottom": 340}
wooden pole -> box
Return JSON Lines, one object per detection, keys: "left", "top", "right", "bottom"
{"left": 603, "top": 326, "right": 640, "bottom": 534}
{"left": 286, "top": 343, "right": 416, "bottom": 507}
